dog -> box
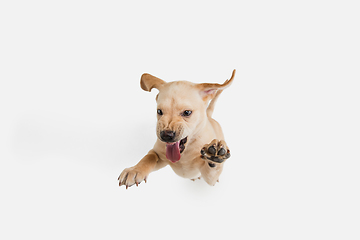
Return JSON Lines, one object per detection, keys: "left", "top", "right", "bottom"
{"left": 118, "top": 70, "right": 235, "bottom": 188}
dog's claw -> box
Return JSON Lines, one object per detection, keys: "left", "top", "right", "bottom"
{"left": 191, "top": 176, "right": 201, "bottom": 181}
{"left": 118, "top": 167, "right": 148, "bottom": 189}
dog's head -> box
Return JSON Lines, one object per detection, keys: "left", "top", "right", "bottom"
{"left": 140, "top": 70, "right": 235, "bottom": 163}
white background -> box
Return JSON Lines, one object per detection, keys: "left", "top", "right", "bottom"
{"left": 1, "top": 0, "right": 359, "bottom": 239}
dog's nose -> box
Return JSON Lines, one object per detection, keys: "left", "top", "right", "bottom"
{"left": 160, "top": 130, "right": 176, "bottom": 142}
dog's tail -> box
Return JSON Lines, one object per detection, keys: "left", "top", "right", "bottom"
{"left": 206, "top": 90, "right": 223, "bottom": 118}
{"left": 206, "top": 69, "right": 236, "bottom": 118}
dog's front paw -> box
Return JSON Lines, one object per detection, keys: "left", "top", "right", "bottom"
{"left": 118, "top": 167, "right": 148, "bottom": 189}
{"left": 201, "top": 139, "right": 231, "bottom": 167}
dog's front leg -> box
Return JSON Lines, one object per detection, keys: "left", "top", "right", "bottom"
{"left": 199, "top": 139, "right": 231, "bottom": 186}
{"left": 118, "top": 149, "right": 164, "bottom": 189}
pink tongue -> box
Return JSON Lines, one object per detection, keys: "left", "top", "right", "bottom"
{"left": 166, "top": 141, "right": 181, "bottom": 163}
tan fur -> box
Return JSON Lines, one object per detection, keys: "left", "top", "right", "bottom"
{"left": 118, "top": 70, "right": 235, "bottom": 187}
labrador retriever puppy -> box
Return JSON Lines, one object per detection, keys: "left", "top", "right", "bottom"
{"left": 118, "top": 70, "right": 235, "bottom": 188}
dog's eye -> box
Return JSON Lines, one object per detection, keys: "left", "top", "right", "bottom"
{"left": 157, "top": 109, "right": 163, "bottom": 115}
{"left": 182, "top": 110, "right": 192, "bottom": 117}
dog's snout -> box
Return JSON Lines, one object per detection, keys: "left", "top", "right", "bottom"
{"left": 160, "top": 130, "right": 176, "bottom": 142}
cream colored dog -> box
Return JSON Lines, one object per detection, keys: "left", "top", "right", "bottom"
{"left": 118, "top": 70, "right": 235, "bottom": 188}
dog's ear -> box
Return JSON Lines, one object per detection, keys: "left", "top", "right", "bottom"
{"left": 197, "top": 69, "right": 236, "bottom": 101}
{"left": 140, "top": 73, "right": 166, "bottom": 92}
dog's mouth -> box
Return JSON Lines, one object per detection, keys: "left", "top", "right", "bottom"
{"left": 165, "top": 137, "right": 187, "bottom": 163}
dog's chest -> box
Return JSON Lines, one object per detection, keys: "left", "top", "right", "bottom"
{"left": 169, "top": 162, "right": 201, "bottom": 179}
{"left": 167, "top": 149, "right": 202, "bottom": 179}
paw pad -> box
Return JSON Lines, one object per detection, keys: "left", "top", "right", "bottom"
{"left": 201, "top": 139, "right": 231, "bottom": 165}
